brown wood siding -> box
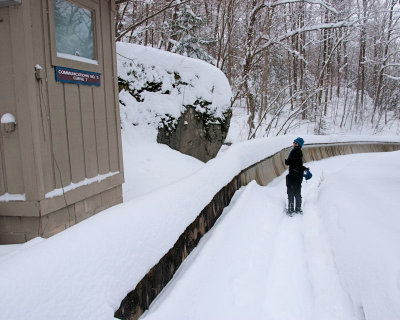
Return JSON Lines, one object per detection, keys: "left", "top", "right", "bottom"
{"left": 80, "top": 85, "right": 98, "bottom": 178}
{"left": 92, "top": 85, "right": 110, "bottom": 174}
{"left": 0, "top": 0, "right": 123, "bottom": 242}
{"left": 31, "top": 0, "right": 56, "bottom": 194}
{"left": 65, "top": 85, "right": 86, "bottom": 183}
{"left": 14, "top": 1, "right": 45, "bottom": 200}
{"left": 0, "top": 147, "right": 6, "bottom": 195}
{"left": 1, "top": 0, "right": 123, "bottom": 200}
{"left": 33, "top": 0, "right": 121, "bottom": 192}
{"left": 109, "top": 1, "right": 124, "bottom": 174}
{"left": 100, "top": 0, "right": 120, "bottom": 173}
{"left": 0, "top": 6, "right": 27, "bottom": 196}
{"left": 0, "top": 8, "right": 11, "bottom": 196}
{"left": 0, "top": 3, "right": 45, "bottom": 200}
{"left": 47, "top": 81, "right": 72, "bottom": 189}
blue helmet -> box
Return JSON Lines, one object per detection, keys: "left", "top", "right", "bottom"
{"left": 294, "top": 137, "right": 304, "bottom": 148}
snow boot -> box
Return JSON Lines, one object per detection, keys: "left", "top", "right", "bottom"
{"left": 295, "top": 207, "right": 303, "bottom": 214}
{"left": 287, "top": 202, "right": 295, "bottom": 216}
{"left": 295, "top": 196, "right": 302, "bottom": 214}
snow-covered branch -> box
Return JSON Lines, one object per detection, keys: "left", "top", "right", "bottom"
{"left": 116, "top": 0, "right": 190, "bottom": 41}
{"left": 256, "top": 20, "right": 352, "bottom": 56}
{"left": 266, "top": 0, "right": 339, "bottom": 15}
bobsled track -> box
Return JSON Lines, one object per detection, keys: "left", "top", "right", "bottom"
{"left": 140, "top": 150, "right": 400, "bottom": 320}
{"left": 116, "top": 141, "right": 400, "bottom": 320}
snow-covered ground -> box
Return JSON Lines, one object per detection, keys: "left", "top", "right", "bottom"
{"left": 1, "top": 42, "right": 400, "bottom": 320}
{"left": 141, "top": 150, "right": 400, "bottom": 320}
{"left": 1, "top": 134, "right": 399, "bottom": 320}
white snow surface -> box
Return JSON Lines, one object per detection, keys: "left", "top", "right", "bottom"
{"left": 45, "top": 171, "right": 120, "bottom": 199}
{"left": 117, "top": 42, "right": 232, "bottom": 125}
{"left": 2, "top": 42, "right": 400, "bottom": 320}
{"left": 0, "top": 193, "right": 25, "bottom": 202}
{"left": 57, "top": 52, "right": 99, "bottom": 65}
{"left": 0, "top": 134, "right": 399, "bottom": 320}
{"left": 1, "top": 113, "right": 16, "bottom": 124}
{"left": 142, "top": 150, "right": 400, "bottom": 320}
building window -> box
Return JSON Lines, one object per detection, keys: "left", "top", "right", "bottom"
{"left": 49, "top": 0, "right": 101, "bottom": 72}
{"left": 54, "top": 0, "right": 95, "bottom": 61}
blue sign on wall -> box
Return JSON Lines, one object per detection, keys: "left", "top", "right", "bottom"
{"left": 55, "top": 66, "right": 101, "bottom": 86}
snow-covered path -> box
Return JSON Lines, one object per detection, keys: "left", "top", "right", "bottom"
{"left": 141, "top": 151, "right": 400, "bottom": 320}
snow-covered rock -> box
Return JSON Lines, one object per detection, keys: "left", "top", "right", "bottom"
{"left": 117, "top": 42, "right": 232, "bottom": 161}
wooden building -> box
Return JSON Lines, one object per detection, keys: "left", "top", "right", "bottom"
{"left": 0, "top": 0, "right": 124, "bottom": 243}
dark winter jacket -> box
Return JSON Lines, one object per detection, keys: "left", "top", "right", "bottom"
{"left": 285, "top": 146, "right": 305, "bottom": 178}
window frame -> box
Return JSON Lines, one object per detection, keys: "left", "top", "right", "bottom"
{"left": 48, "top": 0, "right": 102, "bottom": 73}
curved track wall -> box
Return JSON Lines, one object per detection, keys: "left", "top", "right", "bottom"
{"left": 116, "top": 142, "right": 400, "bottom": 320}
{"left": 241, "top": 142, "right": 400, "bottom": 186}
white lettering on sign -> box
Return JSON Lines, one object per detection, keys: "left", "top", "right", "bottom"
{"left": 55, "top": 66, "right": 101, "bottom": 86}
{"left": 59, "top": 70, "right": 90, "bottom": 78}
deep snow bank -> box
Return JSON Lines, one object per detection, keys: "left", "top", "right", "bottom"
{"left": 117, "top": 42, "right": 232, "bottom": 129}
{"left": 0, "top": 135, "right": 399, "bottom": 320}
{"left": 141, "top": 151, "right": 400, "bottom": 320}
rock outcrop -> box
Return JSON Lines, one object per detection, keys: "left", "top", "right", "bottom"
{"left": 157, "top": 104, "right": 231, "bottom": 162}
{"left": 117, "top": 42, "right": 232, "bottom": 162}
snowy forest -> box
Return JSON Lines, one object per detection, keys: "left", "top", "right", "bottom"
{"left": 115, "top": 0, "right": 400, "bottom": 138}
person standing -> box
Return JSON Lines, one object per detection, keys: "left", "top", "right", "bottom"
{"left": 285, "top": 137, "right": 306, "bottom": 214}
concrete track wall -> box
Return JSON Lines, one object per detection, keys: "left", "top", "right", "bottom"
{"left": 116, "top": 141, "right": 400, "bottom": 320}
{"left": 241, "top": 142, "right": 400, "bottom": 186}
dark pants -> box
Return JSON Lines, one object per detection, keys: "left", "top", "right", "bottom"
{"left": 286, "top": 173, "right": 302, "bottom": 209}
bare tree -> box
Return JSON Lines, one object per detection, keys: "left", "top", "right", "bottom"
{"left": 372, "top": 0, "right": 399, "bottom": 128}
{"left": 115, "top": 0, "right": 400, "bottom": 138}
